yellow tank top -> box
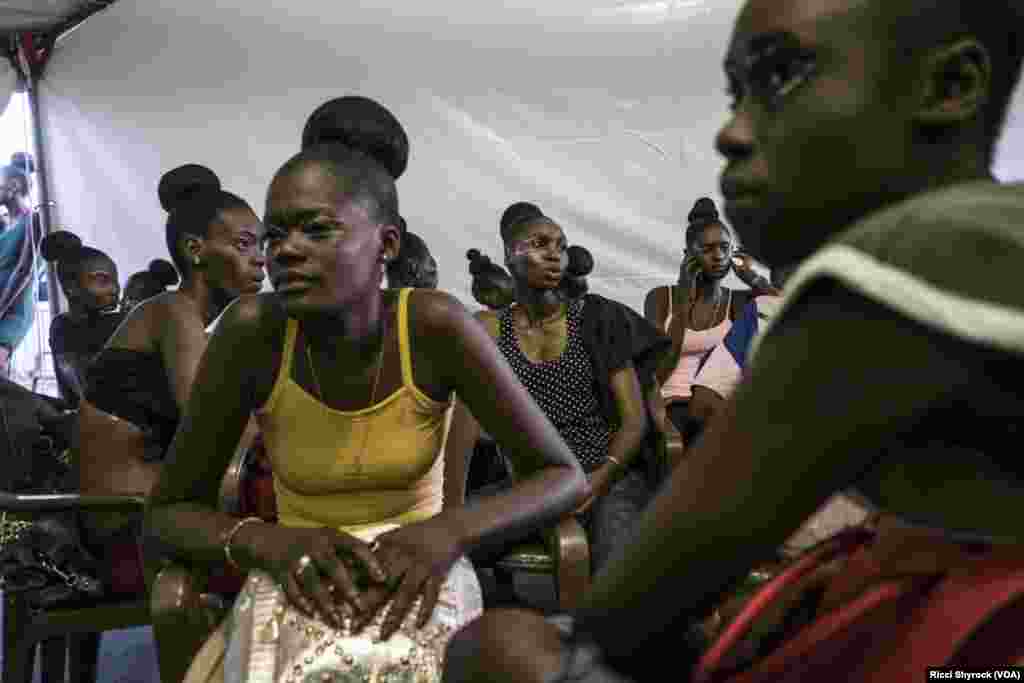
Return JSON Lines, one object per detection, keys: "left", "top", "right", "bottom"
{"left": 256, "top": 288, "right": 453, "bottom": 536}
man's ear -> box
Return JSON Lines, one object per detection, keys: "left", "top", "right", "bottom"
{"left": 914, "top": 38, "right": 992, "bottom": 127}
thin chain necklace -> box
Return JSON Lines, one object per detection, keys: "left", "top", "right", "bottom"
{"left": 690, "top": 287, "right": 728, "bottom": 330}
{"left": 305, "top": 324, "right": 386, "bottom": 472}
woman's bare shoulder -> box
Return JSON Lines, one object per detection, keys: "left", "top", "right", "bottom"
{"left": 214, "top": 293, "right": 288, "bottom": 347}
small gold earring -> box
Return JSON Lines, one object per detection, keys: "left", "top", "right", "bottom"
{"left": 193, "top": 256, "right": 201, "bottom": 266}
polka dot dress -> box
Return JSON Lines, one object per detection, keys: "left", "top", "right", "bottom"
{"left": 498, "top": 298, "right": 612, "bottom": 472}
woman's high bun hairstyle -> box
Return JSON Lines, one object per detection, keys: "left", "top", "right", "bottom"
{"left": 685, "top": 197, "right": 727, "bottom": 249}
{"left": 296, "top": 96, "right": 409, "bottom": 233}
{"left": 159, "top": 164, "right": 249, "bottom": 277}
{"left": 499, "top": 201, "right": 545, "bottom": 244}
{"left": 41, "top": 230, "right": 115, "bottom": 299}
{"left": 467, "top": 248, "right": 514, "bottom": 310}
{"left": 302, "top": 96, "right": 409, "bottom": 181}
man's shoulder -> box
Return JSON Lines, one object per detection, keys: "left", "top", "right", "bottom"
{"left": 824, "top": 181, "right": 1024, "bottom": 310}
{"left": 840, "top": 181, "right": 1024, "bottom": 258}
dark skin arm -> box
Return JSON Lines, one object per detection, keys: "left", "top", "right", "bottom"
{"left": 645, "top": 273, "right": 694, "bottom": 384}
{"left": 441, "top": 399, "right": 477, "bottom": 511}
{"left": 686, "top": 384, "right": 723, "bottom": 440}
{"left": 573, "top": 282, "right": 977, "bottom": 666}
{"left": 578, "top": 363, "right": 645, "bottom": 513}
{"left": 146, "top": 295, "right": 285, "bottom": 568}
{"left": 417, "top": 293, "right": 588, "bottom": 547}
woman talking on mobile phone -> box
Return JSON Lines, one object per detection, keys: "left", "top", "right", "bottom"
{"left": 643, "top": 198, "right": 776, "bottom": 441}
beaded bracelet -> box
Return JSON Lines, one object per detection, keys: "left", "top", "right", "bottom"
{"left": 222, "top": 516, "right": 263, "bottom": 571}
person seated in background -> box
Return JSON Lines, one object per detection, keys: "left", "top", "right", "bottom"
{"left": 386, "top": 228, "right": 439, "bottom": 289}
{"left": 444, "top": 0, "right": 1024, "bottom": 680}
{"left": 644, "top": 198, "right": 774, "bottom": 443}
{"left": 447, "top": 201, "right": 669, "bottom": 576}
{"left": 0, "top": 153, "right": 38, "bottom": 377}
{"left": 461, "top": 244, "right": 597, "bottom": 502}
{"left": 685, "top": 265, "right": 787, "bottom": 441}
{"left": 145, "top": 95, "right": 587, "bottom": 683}
{"left": 121, "top": 258, "right": 179, "bottom": 313}
{"left": 41, "top": 231, "right": 125, "bottom": 407}
{"left": 75, "top": 164, "right": 265, "bottom": 595}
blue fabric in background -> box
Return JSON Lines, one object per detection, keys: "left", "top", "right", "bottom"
{"left": 0, "top": 214, "right": 37, "bottom": 350}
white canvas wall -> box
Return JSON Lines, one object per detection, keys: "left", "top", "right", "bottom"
{"left": 34, "top": 0, "right": 1024, "bottom": 315}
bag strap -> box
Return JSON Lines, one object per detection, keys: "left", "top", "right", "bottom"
{"left": 881, "top": 554, "right": 1024, "bottom": 676}
{"left": 700, "top": 531, "right": 1024, "bottom": 683}
{"left": 695, "top": 528, "right": 874, "bottom": 683}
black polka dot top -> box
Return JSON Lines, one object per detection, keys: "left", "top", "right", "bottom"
{"left": 498, "top": 298, "right": 612, "bottom": 472}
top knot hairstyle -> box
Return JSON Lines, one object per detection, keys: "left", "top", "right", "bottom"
{"left": 467, "top": 248, "right": 515, "bottom": 310}
{"left": 685, "top": 197, "right": 727, "bottom": 248}
{"left": 159, "top": 164, "right": 250, "bottom": 277}
{"left": 499, "top": 201, "right": 547, "bottom": 243}
{"left": 40, "top": 230, "right": 116, "bottom": 297}
{"left": 302, "top": 96, "right": 409, "bottom": 181}
{"left": 283, "top": 96, "right": 408, "bottom": 232}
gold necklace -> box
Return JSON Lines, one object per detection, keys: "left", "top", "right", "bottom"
{"left": 305, "top": 326, "right": 386, "bottom": 472}
{"left": 303, "top": 327, "right": 387, "bottom": 409}
{"left": 690, "top": 288, "right": 725, "bottom": 330}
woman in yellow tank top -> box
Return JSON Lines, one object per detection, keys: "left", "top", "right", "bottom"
{"left": 146, "top": 97, "right": 588, "bottom": 683}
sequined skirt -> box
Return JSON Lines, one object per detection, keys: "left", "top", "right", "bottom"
{"left": 184, "top": 557, "right": 483, "bottom": 683}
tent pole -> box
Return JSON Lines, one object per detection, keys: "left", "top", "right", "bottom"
{"left": 25, "top": 78, "right": 62, "bottom": 315}
{"left": 17, "top": 35, "right": 62, "bottom": 315}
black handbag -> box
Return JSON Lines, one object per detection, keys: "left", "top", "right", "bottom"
{"left": 0, "top": 514, "right": 105, "bottom": 610}
{"left": 1, "top": 380, "right": 105, "bottom": 610}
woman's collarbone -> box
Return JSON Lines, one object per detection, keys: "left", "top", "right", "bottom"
{"left": 515, "top": 322, "right": 569, "bottom": 363}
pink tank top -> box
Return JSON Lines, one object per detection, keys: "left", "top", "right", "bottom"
{"left": 661, "top": 287, "right": 732, "bottom": 401}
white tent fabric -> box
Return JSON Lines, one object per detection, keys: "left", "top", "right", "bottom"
{"left": 34, "top": 0, "right": 1024, "bottom": 314}
{"left": 0, "top": 62, "right": 14, "bottom": 118}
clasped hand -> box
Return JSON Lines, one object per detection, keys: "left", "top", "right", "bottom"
{"left": 263, "top": 518, "right": 463, "bottom": 641}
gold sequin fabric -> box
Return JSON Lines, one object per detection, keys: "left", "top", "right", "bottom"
{"left": 218, "top": 558, "right": 482, "bottom": 683}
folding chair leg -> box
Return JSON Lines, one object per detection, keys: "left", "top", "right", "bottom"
{"left": 3, "top": 594, "right": 37, "bottom": 683}
{"left": 40, "top": 636, "right": 67, "bottom": 682}
{"left": 68, "top": 632, "right": 101, "bottom": 683}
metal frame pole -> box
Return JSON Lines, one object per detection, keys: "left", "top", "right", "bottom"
{"left": 17, "top": 35, "right": 62, "bottom": 315}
